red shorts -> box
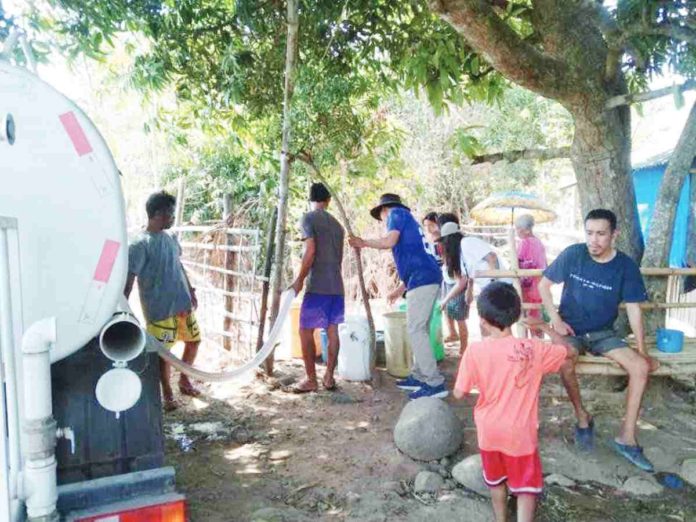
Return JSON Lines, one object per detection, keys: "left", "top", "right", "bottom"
{"left": 480, "top": 449, "right": 543, "bottom": 495}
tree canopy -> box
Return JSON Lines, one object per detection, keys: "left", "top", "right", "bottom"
{"left": 8, "top": 0, "right": 696, "bottom": 262}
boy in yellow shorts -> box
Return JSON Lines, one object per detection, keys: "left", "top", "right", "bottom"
{"left": 124, "top": 191, "right": 202, "bottom": 411}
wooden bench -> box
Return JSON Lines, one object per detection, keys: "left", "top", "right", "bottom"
{"left": 575, "top": 338, "right": 696, "bottom": 375}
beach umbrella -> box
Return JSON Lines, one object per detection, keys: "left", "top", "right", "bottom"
{"left": 470, "top": 191, "right": 556, "bottom": 226}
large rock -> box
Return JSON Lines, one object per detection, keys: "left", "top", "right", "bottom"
{"left": 452, "top": 454, "right": 491, "bottom": 497}
{"left": 394, "top": 397, "right": 463, "bottom": 461}
{"left": 681, "top": 458, "right": 696, "bottom": 487}
{"left": 620, "top": 476, "right": 663, "bottom": 496}
{"left": 414, "top": 471, "right": 444, "bottom": 494}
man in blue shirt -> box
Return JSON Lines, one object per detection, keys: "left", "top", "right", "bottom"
{"left": 349, "top": 194, "right": 446, "bottom": 399}
{"left": 538, "top": 209, "right": 659, "bottom": 471}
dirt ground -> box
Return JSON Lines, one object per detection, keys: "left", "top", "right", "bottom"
{"left": 163, "top": 340, "right": 696, "bottom": 522}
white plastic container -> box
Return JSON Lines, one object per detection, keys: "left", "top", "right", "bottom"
{"left": 337, "top": 315, "right": 371, "bottom": 381}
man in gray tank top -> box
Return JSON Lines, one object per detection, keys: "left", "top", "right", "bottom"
{"left": 124, "top": 191, "right": 201, "bottom": 411}
{"left": 290, "top": 183, "right": 345, "bottom": 392}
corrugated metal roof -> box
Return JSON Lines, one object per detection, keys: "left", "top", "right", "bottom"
{"left": 632, "top": 149, "right": 674, "bottom": 171}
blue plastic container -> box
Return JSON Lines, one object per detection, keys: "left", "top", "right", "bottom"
{"left": 656, "top": 328, "right": 684, "bottom": 353}
{"left": 320, "top": 329, "right": 329, "bottom": 362}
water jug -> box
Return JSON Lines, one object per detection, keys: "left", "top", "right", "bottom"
{"left": 337, "top": 316, "right": 371, "bottom": 381}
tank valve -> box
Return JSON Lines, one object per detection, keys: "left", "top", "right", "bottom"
{"left": 56, "top": 427, "right": 75, "bottom": 455}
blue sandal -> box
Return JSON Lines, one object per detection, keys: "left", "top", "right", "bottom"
{"left": 612, "top": 440, "right": 654, "bottom": 472}
{"left": 574, "top": 417, "right": 594, "bottom": 451}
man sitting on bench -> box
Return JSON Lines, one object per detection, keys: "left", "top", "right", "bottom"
{"left": 538, "top": 208, "right": 659, "bottom": 471}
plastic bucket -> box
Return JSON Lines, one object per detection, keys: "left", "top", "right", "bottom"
{"left": 383, "top": 311, "right": 412, "bottom": 377}
{"left": 656, "top": 328, "right": 684, "bottom": 353}
{"left": 397, "top": 301, "right": 445, "bottom": 361}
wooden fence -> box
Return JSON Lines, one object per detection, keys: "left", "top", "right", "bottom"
{"left": 173, "top": 225, "right": 264, "bottom": 359}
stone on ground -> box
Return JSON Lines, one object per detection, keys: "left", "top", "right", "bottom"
{"left": 681, "top": 458, "right": 696, "bottom": 487}
{"left": 620, "top": 476, "right": 664, "bottom": 496}
{"left": 545, "top": 474, "right": 576, "bottom": 487}
{"left": 451, "top": 454, "right": 490, "bottom": 497}
{"left": 644, "top": 447, "right": 677, "bottom": 472}
{"left": 251, "top": 507, "right": 308, "bottom": 522}
{"left": 414, "top": 471, "right": 444, "bottom": 494}
{"left": 393, "top": 397, "right": 463, "bottom": 461}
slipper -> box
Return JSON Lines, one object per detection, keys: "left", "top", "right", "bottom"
{"left": 323, "top": 379, "right": 337, "bottom": 391}
{"left": 292, "top": 380, "right": 318, "bottom": 394}
{"left": 574, "top": 416, "right": 594, "bottom": 451}
{"left": 612, "top": 440, "right": 654, "bottom": 472}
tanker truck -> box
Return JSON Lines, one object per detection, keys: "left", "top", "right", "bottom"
{"left": 0, "top": 31, "right": 295, "bottom": 521}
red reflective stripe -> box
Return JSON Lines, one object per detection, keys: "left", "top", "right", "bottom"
{"left": 59, "top": 111, "right": 93, "bottom": 156}
{"left": 93, "top": 240, "right": 120, "bottom": 283}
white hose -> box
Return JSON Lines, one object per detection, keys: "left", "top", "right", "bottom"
{"left": 152, "top": 289, "right": 295, "bottom": 382}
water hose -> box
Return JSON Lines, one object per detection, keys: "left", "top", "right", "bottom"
{"left": 150, "top": 289, "right": 296, "bottom": 382}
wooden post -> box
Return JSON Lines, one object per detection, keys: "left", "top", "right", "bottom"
{"left": 508, "top": 226, "right": 527, "bottom": 337}
{"left": 174, "top": 177, "right": 186, "bottom": 237}
{"left": 256, "top": 209, "right": 277, "bottom": 353}
{"left": 223, "top": 194, "right": 234, "bottom": 351}
{"left": 265, "top": 0, "right": 299, "bottom": 376}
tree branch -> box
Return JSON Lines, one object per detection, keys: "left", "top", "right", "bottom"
{"left": 472, "top": 146, "right": 571, "bottom": 165}
{"left": 624, "top": 22, "right": 696, "bottom": 46}
{"left": 606, "top": 79, "right": 696, "bottom": 109}
{"left": 428, "top": 0, "right": 570, "bottom": 100}
{"left": 575, "top": 0, "right": 646, "bottom": 78}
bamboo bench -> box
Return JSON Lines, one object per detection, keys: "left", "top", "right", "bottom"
{"left": 575, "top": 338, "right": 696, "bottom": 376}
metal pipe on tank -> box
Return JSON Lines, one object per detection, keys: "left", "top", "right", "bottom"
{"left": 20, "top": 317, "right": 58, "bottom": 521}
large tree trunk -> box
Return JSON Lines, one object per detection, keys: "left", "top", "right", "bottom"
{"left": 641, "top": 101, "right": 696, "bottom": 331}
{"left": 569, "top": 101, "right": 643, "bottom": 261}
{"left": 265, "top": 0, "right": 299, "bottom": 376}
{"left": 429, "top": 0, "right": 644, "bottom": 261}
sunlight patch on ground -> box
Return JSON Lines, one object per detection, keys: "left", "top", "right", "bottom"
{"left": 191, "top": 397, "right": 210, "bottom": 410}
{"left": 637, "top": 419, "right": 659, "bottom": 431}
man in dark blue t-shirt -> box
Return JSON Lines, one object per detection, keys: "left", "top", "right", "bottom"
{"left": 538, "top": 209, "right": 659, "bottom": 472}
{"left": 349, "top": 194, "right": 446, "bottom": 399}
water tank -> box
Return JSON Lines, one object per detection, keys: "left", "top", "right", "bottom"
{"left": 0, "top": 60, "right": 128, "bottom": 363}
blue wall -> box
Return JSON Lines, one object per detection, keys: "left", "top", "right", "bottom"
{"left": 633, "top": 166, "right": 690, "bottom": 267}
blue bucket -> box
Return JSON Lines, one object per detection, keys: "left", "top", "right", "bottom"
{"left": 656, "top": 328, "right": 684, "bottom": 353}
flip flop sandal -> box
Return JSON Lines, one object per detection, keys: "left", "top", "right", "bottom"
{"left": 574, "top": 417, "right": 595, "bottom": 451}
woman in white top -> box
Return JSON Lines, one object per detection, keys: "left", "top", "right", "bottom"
{"left": 439, "top": 222, "right": 510, "bottom": 338}
{"left": 437, "top": 222, "right": 471, "bottom": 355}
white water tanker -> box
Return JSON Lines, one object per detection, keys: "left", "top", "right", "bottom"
{"left": 0, "top": 32, "right": 296, "bottom": 522}
{"left": 0, "top": 46, "right": 149, "bottom": 520}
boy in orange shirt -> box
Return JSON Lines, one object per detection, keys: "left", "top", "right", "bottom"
{"left": 454, "top": 282, "right": 573, "bottom": 522}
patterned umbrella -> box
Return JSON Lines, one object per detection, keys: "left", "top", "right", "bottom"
{"left": 470, "top": 191, "right": 557, "bottom": 225}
